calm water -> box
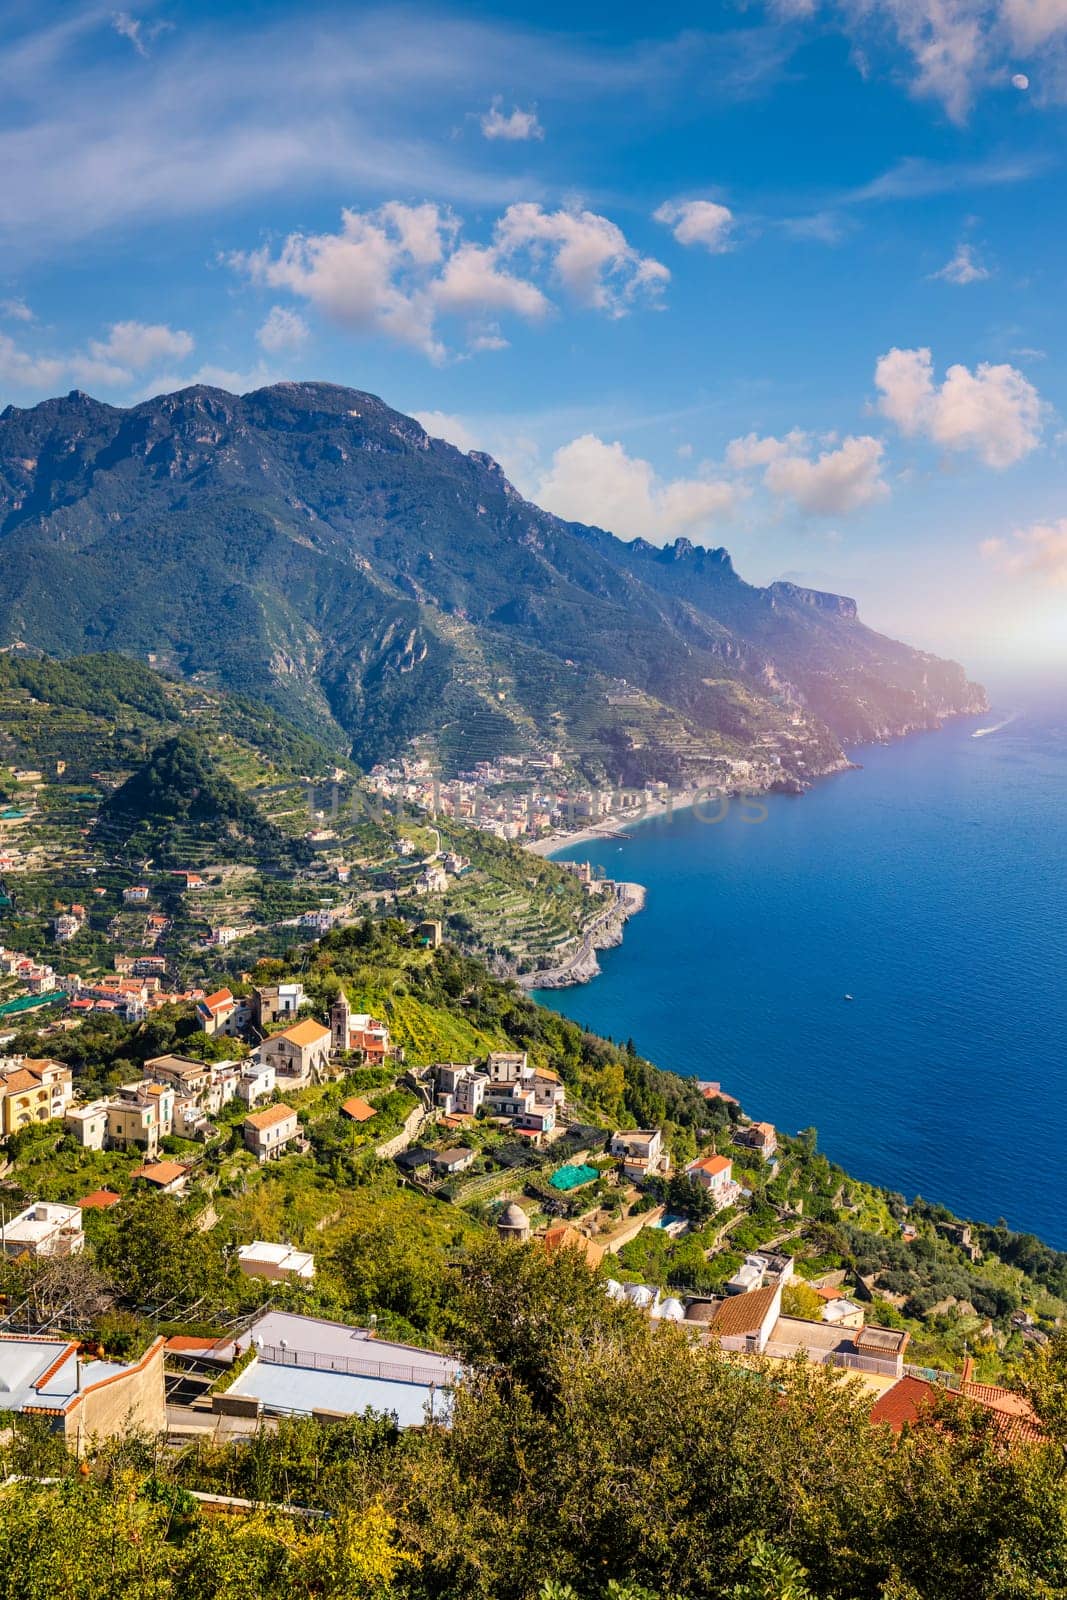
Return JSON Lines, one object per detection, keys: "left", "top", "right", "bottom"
{"left": 535, "top": 689, "right": 1067, "bottom": 1247}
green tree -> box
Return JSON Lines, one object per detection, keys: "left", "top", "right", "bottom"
{"left": 96, "top": 1192, "right": 224, "bottom": 1307}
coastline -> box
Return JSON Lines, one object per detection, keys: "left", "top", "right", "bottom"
{"left": 523, "top": 787, "right": 704, "bottom": 859}
{"left": 518, "top": 879, "right": 646, "bottom": 990}
{"left": 519, "top": 711, "right": 985, "bottom": 986}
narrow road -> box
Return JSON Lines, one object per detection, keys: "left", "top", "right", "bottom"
{"left": 516, "top": 882, "right": 646, "bottom": 989}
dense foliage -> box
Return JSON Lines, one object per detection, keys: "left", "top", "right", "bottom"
{"left": 3, "top": 1244, "right": 1067, "bottom": 1600}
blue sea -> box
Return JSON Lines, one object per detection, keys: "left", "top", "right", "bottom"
{"left": 534, "top": 688, "right": 1067, "bottom": 1247}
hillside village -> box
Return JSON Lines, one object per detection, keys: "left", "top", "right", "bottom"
{"left": 0, "top": 913, "right": 1061, "bottom": 1477}
{"left": 0, "top": 657, "right": 1062, "bottom": 1578}
{"left": 0, "top": 653, "right": 657, "bottom": 994}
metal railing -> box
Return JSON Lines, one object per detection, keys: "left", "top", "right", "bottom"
{"left": 256, "top": 1342, "right": 458, "bottom": 1389}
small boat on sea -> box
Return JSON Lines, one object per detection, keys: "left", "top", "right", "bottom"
{"left": 844, "top": 994, "right": 854, "bottom": 1002}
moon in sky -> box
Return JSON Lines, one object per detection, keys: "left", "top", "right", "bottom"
{"left": 1012, "top": 73, "right": 1030, "bottom": 90}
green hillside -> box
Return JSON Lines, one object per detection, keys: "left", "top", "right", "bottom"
{"left": 0, "top": 384, "right": 984, "bottom": 777}
{"left": 0, "top": 653, "right": 616, "bottom": 981}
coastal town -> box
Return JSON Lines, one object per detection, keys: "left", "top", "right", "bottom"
{"left": 0, "top": 911, "right": 1053, "bottom": 1462}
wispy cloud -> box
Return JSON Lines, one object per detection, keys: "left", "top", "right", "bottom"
{"left": 0, "top": 9, "right": 792, "bottom": 262}
{"left": 773, "top": 1, "right": 1067, "bottom": 120}
{"left": 930, "top": 241, "right": 991, "bottom": 283}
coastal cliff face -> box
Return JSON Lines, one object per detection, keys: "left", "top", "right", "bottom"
{"left": 0, "top": 382, "right": 984, "bottom": 774}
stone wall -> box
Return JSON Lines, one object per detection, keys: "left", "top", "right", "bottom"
{"left": 66, "top": 1336, "right": 167, "bottom": 1449}
{"left": 376, "top": 1104, "right": 435, "bottom": 1160}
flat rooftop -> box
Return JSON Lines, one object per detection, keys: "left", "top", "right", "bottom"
{"left": 246, "top": 1311, "right": 462, "bottom": 1388}
{"left": 0, "top": 1337, "right": 128, "bottom": 1414}
{"left": 228, "top": 1362, "right": 451, "bottom": 1427}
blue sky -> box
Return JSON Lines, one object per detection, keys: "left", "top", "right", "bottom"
{"left": 2, "top": 0, "right": 1065, "bottom": 678}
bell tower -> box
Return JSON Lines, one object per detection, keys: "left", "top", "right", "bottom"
{"left": 330, "top": 986, "right": 351, "bottom": 1054}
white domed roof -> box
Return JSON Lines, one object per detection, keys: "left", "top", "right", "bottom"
{"left": 604, "top": 1278, "right": 625, "bottom": 1300}
{"left": 498, "top": 1202, "right": 529, "bottom": 1231}
{"left": 625, "top": 1283, "right": 655, "bottom": 1307}
{"left": 658, "top": 1297, "right": 685, "bottom": 1321}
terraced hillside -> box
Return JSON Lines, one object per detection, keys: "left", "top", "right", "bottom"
{"left": 0, "top": 653, "right": 612, "bottom": 982}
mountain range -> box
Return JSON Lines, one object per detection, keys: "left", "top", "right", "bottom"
{"left": 0, "top": 381, "right": 985, "bottom": 778}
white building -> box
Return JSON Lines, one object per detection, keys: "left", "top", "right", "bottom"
{"left": 610, "top": 1129, "right": 669, "bottom": 1181}
{"left": 1, "top": 1202, "right": 84, "bottom": 1259}
{"left": 434, "top": 1062, "right": 488, "bottom": 1117}
{"left": 237, "top": 1241, "right": 315, "bottom": 1283}
{"left": 238, "top": 1061, "right": 277, "bottom": 1107}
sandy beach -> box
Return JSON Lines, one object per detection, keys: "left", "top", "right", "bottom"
{"left": 523, "top": 788, "right": 702, "bottom": 858}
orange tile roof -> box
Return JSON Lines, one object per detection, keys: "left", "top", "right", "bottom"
{"left": 131, "top": 1161, "right": 188, "bottom": 1186}
{"left": 542, "top": 1224, "right": 605, "bottom": 1270}
{"left": 690, "top": 1153, "right": 732, "bottom": 1177}
{"left": 871, "top": 1375, "right": 1043, "bottom": 1446}
{"left": 2, "top": 1067, "right": 43, "bottom": 1094}
{"left": 78, "top": 1188, "right": 122, "bottom": 1209}
{"left": 274, "top": 1018, "right": 331, "bottom": 1046}
{"left": 245, "top": 1102, "right": 297, "bottom": 1131}
{"left": 708, "top": 1283, "right": 780, "bottom": 1339}
{"left": 341, "top": 1096, "right": 377, "bottom": 1122}
{"left": 201, "top": 988, "right": 234, "bottom": 1012}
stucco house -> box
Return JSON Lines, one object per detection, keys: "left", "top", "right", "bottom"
{"left": 610, "top": 1128, "right": 670, "bottom": 1180}
{"left": 243, "top": 1102, "right": 300, "bottom": 1162}
{"left": 257, "top": 1019, "right": 332, "bottom": 1083}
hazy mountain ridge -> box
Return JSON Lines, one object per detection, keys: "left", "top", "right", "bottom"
{"left": 0, "top": 382, "right": 985, "bottom": 774}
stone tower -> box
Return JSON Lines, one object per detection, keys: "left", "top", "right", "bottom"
{"left": 330, "top": 986, "right": 351, "bottom": 1054}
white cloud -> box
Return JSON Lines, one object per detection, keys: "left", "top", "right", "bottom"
{"left": 725, "top": 428, "right": 888, "bottom": 514}
{"left": 88, "top": 320, "right": 194, "bottom": 369}
{"left": 256, "top": 306, "right": 309, "bottom": 352}
{"left": 412, "top": 410, "right": 484, "bottom": 453}
{"left": 725, "top": 429, "right": 810, "bottom": 470}
{"left": 0, "top": 297, "right": 34, "bottom": 323}
{"left": 0, "top": 332, "right": 130, "bottom": 395}
{"left": 931, "top": 241, "right": 990, "bottom": 283}
{"left": 0, "top": 320, "right": 202, "bottom": 402}
{"left": 231, "top": 201, "right": 664, "bottom": 361}
{"left": 763, "top": 434, "right": 889, "bottom": 514}
{"left": 1002, "top": 0, "right": 1067, "bottom": 50}
{"left": 875, "top": 345, "right": 1044, "bottom": 467}
{"left": 431, "top": 242, "right": 550, "bottom": 321}
{"left": 233, "top": 205, "right": 450, "bottom": 361}
{"left": 533, "top": 433, "right": 741, "bottom": 542}
{"left": 494, "top": 203, "right": 669, "bottom": 314}
{"left": 981, "top": 518, "right": 1067, "bottom": 584}
{"left": 653, "top": 198, "right": 735, "bottom": 253}
{"left": 480, "top": 100, "right": 544, "bottom": 141}
{"left": 112, "top": 12, "right": 147, "bottom": 57}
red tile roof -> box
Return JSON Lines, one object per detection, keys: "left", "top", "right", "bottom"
{"left": 131, "top": 1160, "right": 188, "bottom": 1186}
{"left": 340, "top": 1096, "right": 377, "bottom": 1122}
{"left": 245, "top": 1102, "right": 297, "bottom": 1131}
{"left": 77, "top": 1188, "right": 121, "bottom": 1209}
{"left": 871, "top": 1375, "right": 1043, "bottom": 1446}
